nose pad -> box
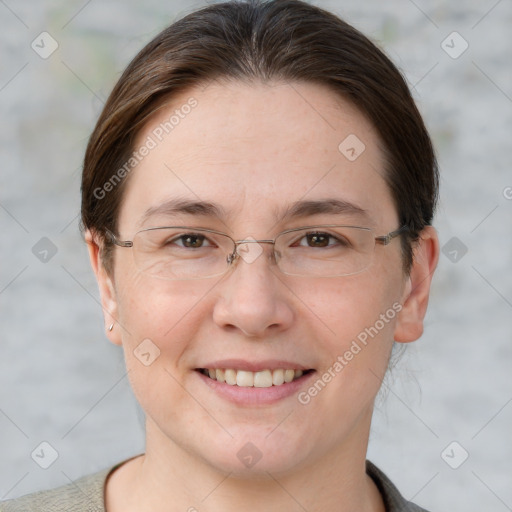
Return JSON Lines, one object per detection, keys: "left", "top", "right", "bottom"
{"left": 226, "top": 250, "right": 238, "bottom": 266}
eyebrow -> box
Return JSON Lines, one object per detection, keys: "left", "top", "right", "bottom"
{"left": 140, "top": 197, "right": 369, "bottom": 226}
{"left": 140, "top": 198, "right": 226, "bottom": 226}
{"left": 282, "top": 198, "right": 369, "bottom": 221}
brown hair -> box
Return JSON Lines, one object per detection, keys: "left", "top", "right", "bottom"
{"left": 81, "top": 0, "right": 438, "bottom": 273}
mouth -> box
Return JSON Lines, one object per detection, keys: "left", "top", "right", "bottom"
{"left": 196, "top": 368, "right": 314, "bottom": 388}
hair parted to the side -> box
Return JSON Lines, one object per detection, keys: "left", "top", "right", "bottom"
{"left": 81, "top": 0, "right": 438, "bottom": 274}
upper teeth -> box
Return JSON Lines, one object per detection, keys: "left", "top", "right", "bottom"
{"left": 203, "top": 368, "right": 304, "bottom": 387}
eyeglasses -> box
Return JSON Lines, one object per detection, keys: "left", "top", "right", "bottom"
{"left": 106, "top": 224, "right": 408, "bottom": 280}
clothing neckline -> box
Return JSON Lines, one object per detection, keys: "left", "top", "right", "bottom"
{"left": 100, "top": 456, "right": 406, "bottom": 512}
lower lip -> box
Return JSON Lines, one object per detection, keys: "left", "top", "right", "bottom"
{"left": 195, "top": 370, "right": 316, "bottom": 406}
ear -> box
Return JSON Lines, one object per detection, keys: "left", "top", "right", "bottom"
{"left": 394, "top": 226, "right": 439, "bottom": 343}
{"left": 85, "top": 230, "right": 122, "bottom": 346}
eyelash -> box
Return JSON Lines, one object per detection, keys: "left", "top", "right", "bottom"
{"left": 169, "top": 231, "right": 348, "bottom": 249}
{"left": 168, "top": 234, "right": 214, "bottom": 248}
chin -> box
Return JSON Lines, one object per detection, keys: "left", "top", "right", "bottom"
{"left": 197, "top": 429, "right": 313, "bottom": 478}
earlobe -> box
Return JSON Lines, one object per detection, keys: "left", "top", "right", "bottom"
{"left": 85, "top": 230, "right": 123, "bottom": 346}
{"left": 394, "top": 226, "right": 439, "bottom": 343}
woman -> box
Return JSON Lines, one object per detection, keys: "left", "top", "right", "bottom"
{"left": 1, "top": 0, "right": 439, "bottom": 510}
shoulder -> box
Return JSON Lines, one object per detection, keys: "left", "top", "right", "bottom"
{"left": 0, "top": 466, "right": 113, "bottom": 512}
{"left": 366, "top": 460, "right": 431, "bottom": 512}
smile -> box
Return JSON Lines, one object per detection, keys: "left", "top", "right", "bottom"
{"left": 198, "top": 368, "right": 312, "bottom": 387}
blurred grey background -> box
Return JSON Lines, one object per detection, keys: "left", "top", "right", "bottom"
{"left": 0, "top": 0, "right": 511, "bottom": 510}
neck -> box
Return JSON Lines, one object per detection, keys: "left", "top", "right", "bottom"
{"left": 106, "top": 412, "right": 384, "bottom": 512}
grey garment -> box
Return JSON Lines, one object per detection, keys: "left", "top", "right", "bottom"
{"left": 366, "top": 461, "right": 429, "bottom": 512}
{"left": 0, "top": 466, "right": 111, "bottom": 512}
{"left": 0, "top": 459, "right": 430, "bottom": 511}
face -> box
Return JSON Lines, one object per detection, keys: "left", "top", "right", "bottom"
{"left": 90, "top": 80, "right": 429, "bottom": 477}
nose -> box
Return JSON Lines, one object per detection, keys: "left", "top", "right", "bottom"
{"left": 212, "top": 243, "right": 294, "bottom": 338}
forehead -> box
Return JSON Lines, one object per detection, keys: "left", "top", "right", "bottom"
{"left": 119, "top": 80, "right": 396, "bottom": 233}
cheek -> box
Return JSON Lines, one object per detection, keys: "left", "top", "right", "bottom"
{"left": 116, "top": 268, "right": 214, "bottom": 342}
{"left": 113, "top": 270, "right": 227, "bottom": 394}
{"left": 114, "top": 275, "right": 218, "bottom": 416}
{"left": 296, "top": 277, "right": 400, "bottom": 416}
{"left": 296, "top": 269, "right": 403, "bottom": 347}
{"left": 294, "top": 267, "right": 404, "bottom": 400}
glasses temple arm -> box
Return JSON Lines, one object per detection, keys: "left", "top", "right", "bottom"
{"left": 105, "top": 229, "right": 133, "bottom": 248}
{"left": 375, "top": 225, "right": 409, "bottom": 245}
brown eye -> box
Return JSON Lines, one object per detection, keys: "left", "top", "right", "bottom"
{"left": 182, "top": 235, "right": 206, "bottom": 248}
{"left": 169, "top": 234, "right": 213, "bottom": 249}
{"left": 306, "top": 233, "right": 330, "bottom": 247}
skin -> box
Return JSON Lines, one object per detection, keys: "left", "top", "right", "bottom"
{"left": 86, "top": 80, "right": 439, "bottom": 512}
